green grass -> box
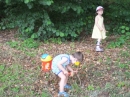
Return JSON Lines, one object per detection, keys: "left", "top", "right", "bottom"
{"left": 0, "top": 63, "right": 52, "bottom": 97}
{"left": 6, "top": 38, "right": 40, "bottom": 50}
{"left": 0, "top": 37, "right": 130, "bottom": 97}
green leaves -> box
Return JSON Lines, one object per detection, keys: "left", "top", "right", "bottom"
{"left": 87, "top": 85, "right": 95, "bottom": 91}
{"left": 71, "top": 5, "right": 83, "bottom": 14}
{"left": 0, "top": 0, "right": 98, "bottom": 41}
{"left": 1, "top": 0, "right": 130, "bottom": 41}
{"left": 59, "top": 32, "right": 64, "bottom": 37}
{"left": 5, "top": 0, "right": 10, "bottom": 4}
{"left": 108, "top": 25, "right": 130, "bottom": 48}
{"left": 22, "top": 38, "right": 39, "bottom": 48}
{"left": 24, "top": 0, "right": 30, "bottom": 4}
{"left": 31, "top": 33, "right": 38, "bottom": 39}
{"left": 39, "top": 0, "right": 53, "bottom": 6}
{"left": 121, "top": 30, "right": 125, "bottom": 34}
{"left": 6, "top": 38, "right": 40, "bottom": 49}
{"left": 6, "top": 41, "right": 19, "bottom": 48}
{"left": 125, "top": 27, "right": 129, "bottom": 31}
{"left": 117, "top": 82, "right": 125, "bottom": 88}
{"left": 0, "top": 65, "right": 5, "bottom": 72}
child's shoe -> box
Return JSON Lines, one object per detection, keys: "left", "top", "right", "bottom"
{"left": 64, "top": 84, "right": 72, "bottom": 89}
{"left": 58, "top": 92, "right": 69, "bottom": 97}
{"left": 96, "top": 48, "right": 104, "bottom": 52}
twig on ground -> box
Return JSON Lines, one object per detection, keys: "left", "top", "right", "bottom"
{"left": 76, "top": 74, "right": 81, "bottom": 86}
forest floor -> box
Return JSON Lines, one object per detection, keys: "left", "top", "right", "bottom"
{"left": 0, "top": 29, "right": 130, "bottom": 97}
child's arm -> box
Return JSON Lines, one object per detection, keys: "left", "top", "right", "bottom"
{"left": 102, "top": 22, "right": 107, "bottom": 32}
{"left": 67, "top": 65, "right": 75, "bottom": 76}
{"left": 57, "top": 57, "right": 68, "bottom": 74}
{"left": 95, "top": 16, "right": 103, "bottom": 31}
{"left": 66, "top": 65, "right": 74, "bottom": 72}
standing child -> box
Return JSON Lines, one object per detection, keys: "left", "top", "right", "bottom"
{"left": 51, "top": 52, "right": 83, "bottom": 97}
{"left": 92, "top": 6, "right": 107, "bottom": 52}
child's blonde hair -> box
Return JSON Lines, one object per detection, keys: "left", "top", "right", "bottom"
{"left": 72, "top": 52, "right": 83, "bottom": 62}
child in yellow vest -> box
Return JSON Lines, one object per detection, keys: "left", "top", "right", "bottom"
{"left": 92, "top": 6, "right": 107, "bottom": 52}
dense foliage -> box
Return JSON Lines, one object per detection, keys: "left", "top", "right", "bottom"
{"left": 0, "top": 0, "right": 130, "bottom": 41}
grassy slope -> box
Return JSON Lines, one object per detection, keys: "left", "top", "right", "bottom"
{"left": 0, "top": 30, "right": 130, "bottom": 97}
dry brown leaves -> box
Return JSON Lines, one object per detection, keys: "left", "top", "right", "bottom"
{"left": 0, "top": 30, "right": 130, "bottom": 96}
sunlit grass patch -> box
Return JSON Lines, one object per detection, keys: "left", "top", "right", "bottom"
{"left": 0, "top": 63, "right": 41, "bottom": 97}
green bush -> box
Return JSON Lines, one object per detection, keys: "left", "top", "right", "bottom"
{"left": 6, "top": 38, "right": 39, "bottom": 49}
{"left": 108, "top": 25, "right": 130, "bottom": 48}
{"left": 105, "top": 0, "right": 130, "bottom": 34}
{"left": 0, "top": 0, "right": 89, "bottom": 41}
{"left": 0, "top": 0, "right": 130, "bottom": 42}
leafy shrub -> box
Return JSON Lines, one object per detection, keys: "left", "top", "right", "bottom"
{"left": 87, "top": 84, "right": 95, "bottom": 91}
{"left": 117, "top": 82, "right": 125, "bottom": 88}
{"left": 22, "top": 38, "right": 40, "bottom": 48}
{"left": 6, "top": 41, "right": 19, "bottom": 48}
{"left": 105, "top": 0, "right": 130, "bottom": 34}
{"left": 0, "top": 0, "right": 88, "bottom": 41}
{"left": 0, "top": 0, "right": 130, "bottom": 41}
{"left": 108, "top": 26, "right": 130, "bottom": 48}
{"left": 6, "top": 38, "right": 39, "bottom": 49}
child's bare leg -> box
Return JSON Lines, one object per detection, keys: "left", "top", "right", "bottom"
{"left": 64, "top": 74, "right": 68, "bottom": 85}
{"left": 97, "top": 39, "right": 101, "bottom": 47}
{"left": 96, "top": 38, "right": 103, "bottom": 51}
{"left": 58, "top": 72, "right": 67, "bottom": 92}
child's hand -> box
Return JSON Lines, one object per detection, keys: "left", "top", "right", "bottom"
{"left": 103, "top": 29, "right": 108, "bottom": 32}
{"left": 63, "top": 70, "right": 68, "bottom": 75}
{"left": 99, "top": 28, "right": 103, "bottom": 31}
{"left": 70, "top": 71, "right": 74, "bottom": 77}
{"left": 69, "top": 71, "right": 78, "bottom": 77}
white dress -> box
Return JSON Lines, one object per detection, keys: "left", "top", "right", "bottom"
{"left": 92, "top": 16, "right": 107, "bottom": 39}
